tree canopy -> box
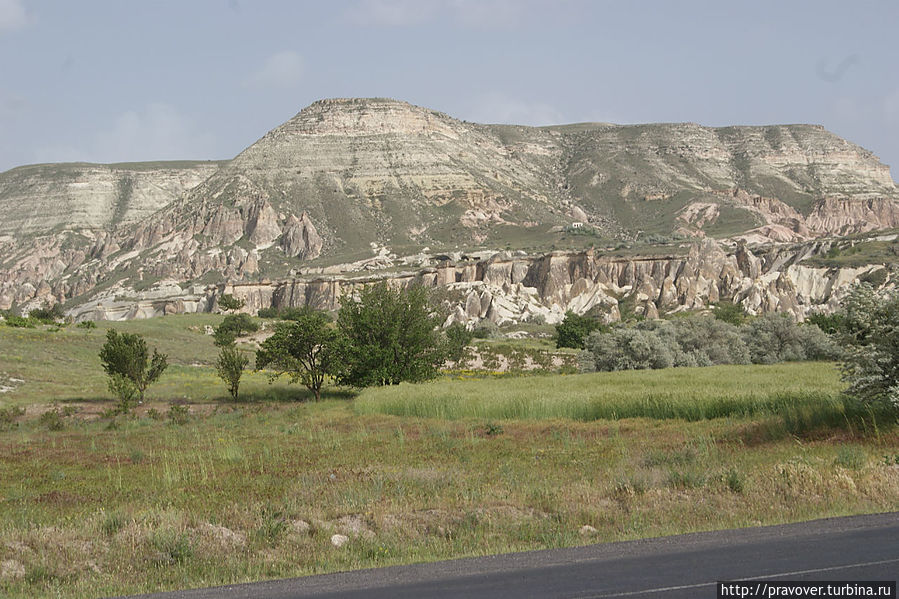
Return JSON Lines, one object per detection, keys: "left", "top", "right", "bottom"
{"left": 555, "top": 311, "right": 602, "bottom": 349}
{"left": 334, "top": 283, "right": 444, "bottom": 387}
{"left": 835, "top": 284, "right": 899, "bottom": 412}
{"left": 99, "top": 329, "right": 168, "bottom": 407}
{"left": 256, "top": 308, "right": 337, "bottom": 400}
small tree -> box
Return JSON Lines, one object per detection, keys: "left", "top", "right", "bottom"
{"left": 334, "top": 283, "right": 443, "bottom": 387}
{"left": 218, "top": 294, "right": 245, "bottom": 313}
{"left": 213, "top": 313, "right": 259, "bottom": 347}
{"left": 836, "top": 284, "right": 899, "bottom": 412}
{"left": 99, "top": 329, "right": 168, "bottom": 408}
{"left": 443, "top": 322, "right": 474, "bottom": 364}
{"left": 712, "top": 301, "right": 748, "bottom": 326}
{"left": 555, "top": 311, "right": 602, "bottom": 349}
{"left": 216, "top": 344, "right": 248, "bottom": 400}
{"left": 742, "top": 313, "right": 838, "bottom": 364}
{"left": 256, "top": 308, "right": 336, "bottom": 400}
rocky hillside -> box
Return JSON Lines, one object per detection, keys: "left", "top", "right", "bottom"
{"left": 1, "top": 98, "right": 897, "bottom": 320}
{"left": 0, "top": 161, "right": 222, "bottom": 237}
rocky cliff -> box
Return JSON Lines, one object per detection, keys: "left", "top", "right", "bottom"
{"left": 0, "top": 161, "right": 222, "bottom": 237}
{"left": 1, "top": 98, "right": 897, "bottom": 318}
{"left": 66, "top": 237, "right": 895, "bottom": 327}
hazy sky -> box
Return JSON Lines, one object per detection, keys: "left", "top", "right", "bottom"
{"left": 1, "top": 0, "right": 897, "bottom": 178}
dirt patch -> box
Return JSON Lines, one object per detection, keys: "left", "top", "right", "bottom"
{"left": 0, "top": 559, "right": 25, "bottom": 580}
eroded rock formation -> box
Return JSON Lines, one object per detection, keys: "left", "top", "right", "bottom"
{"left": 66, "top": 239, "right": 894, "bottom": 325}
{"left": 1, "top": 98, "right": 897, "bottom": 318}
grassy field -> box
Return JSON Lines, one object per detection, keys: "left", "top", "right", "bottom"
{"left": 356, "top": 364, "right": 849, "bottom": 424}
{"left": 1, "top": 318, "right": 898, "bottom": 598}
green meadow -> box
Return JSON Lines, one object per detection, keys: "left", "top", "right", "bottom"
{"left": 0, "top": 316, "right": 897, "bottom": 598}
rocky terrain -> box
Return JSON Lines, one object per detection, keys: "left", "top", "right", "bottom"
{"left": 0, "top": 161, "right": 222, "bottom": 236}
{"left": 1, "top": 98, "right": 897, "bottom": 321}
{"left": 64, "top": 237, "right": 895, "bottom": 325}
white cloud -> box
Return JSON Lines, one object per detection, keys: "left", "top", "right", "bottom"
{"left": 345, "top": 0, "right": 525, "bottom": 28}
{"left": 468, "top": 92, "right": 565, "bottom": 126}
{"left": 0, "top": 0, "right": 27, "bottom": 31}
{"left": 245, "top": 51, "right": 304, "bottom": 90}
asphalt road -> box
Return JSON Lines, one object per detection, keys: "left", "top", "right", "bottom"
{"left": 125, "top": 512, "right": 898, "bottom": 599}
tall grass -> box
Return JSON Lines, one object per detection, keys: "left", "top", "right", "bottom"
{"left": 356, "top": 363, "right": 846, "bottom": 422}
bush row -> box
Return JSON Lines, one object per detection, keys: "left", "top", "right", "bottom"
{"left": 579, "top": 313, "right": 839, "bottom": 372}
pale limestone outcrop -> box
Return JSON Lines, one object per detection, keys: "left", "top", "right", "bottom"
{"left": 66, "top": 240, "right": 892, "bottom": 325}
{"left": 0, "top": 161, "right": 221, "bottom": 237}
{"left": 3, "top": 98, "right": 898, "bottom": 317}
{"left": 280, "top": 212, "right": 322, "bottom": 259}
{"left": 246, "top": 200, "right": 281, "bottom": 247}
{"left": 806, "top": 197, "right": 899, "bottom": 235}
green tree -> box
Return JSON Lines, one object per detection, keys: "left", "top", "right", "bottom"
{"left": 99, "top": 329, "right": 168, "bottom": 408}
{"left": 836, "top": 284, "right": 899, "bottom": 412}
{"left": 334, "top": 283, "right": 443, "bottom": 387}
{"left": 29, "top": 304, "right": 65, "bottom": 323}
{"left": 216, "top": 344, "right": 249, "bottom": 400}
{"left": 256, "top": 308, "right": 336, "bottom": 400}
{"left": 555, "top": 311, "right": 602, "bottom": 349}
{"left": 443, "top": 322, "right": 474, "bottom": 364}
{"left": 712, "top": 301, "right": 748, "bottom": 326}
{"left": 806, "top": 311, "right": 846, "bottom": 336}
{"left": 742, "top": 313, "right": 838, "bottom": 364}
{"left": 217, "top": 294, "right": 245, "bottom": 313}
{"left": 213, "top": 313, "right": 259, "bottom": 347}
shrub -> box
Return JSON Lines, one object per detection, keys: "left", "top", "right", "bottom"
{"left": 213, "top": 313, "right": 259, "bottom": 347}
{"left": 99, "top": 329, "right": 168, "bottom": 408}
{"left": 555, "top": 311, "right": 602, "bottom": 349}
{"left": 576, "top": 350, "right": 596, "bottom": 373}
{"left": 4, "top": 315, "right": 34, "bottom": 328}
{"left": 836, "top": 284, "right": 899, "bottom": 413}
{"left": 671, "top": 316, "right": 750, "bottom": 365}
{"left": 725, "top": 468, "right": 745, "bottom": 493}
{"left": 742, "top": 313, "right": 839, "bottom": 364}
{"left": 77, "top": 320, "right": 97, "bottom": 329}
{"left": 167, "top": 403, "right": 190, "bottom": 425}
{"left": 525, "top": 313, "right": 547, "bottom": 325}
{"left": 0, "top": 405, "right": 26, "bottom": 431}
{"left": 258, "top": 306, "right": 313, "bottom": 320}
{"left": 581, "top": 312, "right": 836, "bottom": 373}
{"left": 216, "top": 344, "right": 249, "bottom": 400}
{"left": 28, "top": 304, "right": 64, "bottom": 323}
{"left": 217, "top": 294, "right": 245, "bottom": 313}
{"left": 587, "top": 327, "right": 675, "bottom": 371}
{"left": 471, "top": 320, "right": 498, "bottom": 339}
{"left": 483, "top": 421, "right": 504, "bottom": 436}
{"left": 712, "top": 301, "right": 748, "bottom": 325}
{"left": 443, "top": 323, "right": 474, "bottom": 363}
{"left": 39, "top": 407, "right": 65, "bottom": 431}
{"left": 806, "top": 311, "right": 845, "bottom": 335}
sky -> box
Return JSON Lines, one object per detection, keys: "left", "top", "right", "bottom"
{"left": 1, "top": 0, "right": 897, "bottom": 178}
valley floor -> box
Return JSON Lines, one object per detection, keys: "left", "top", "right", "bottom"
{"left": 0, "top": 318, "right": 897, "bottom": 598}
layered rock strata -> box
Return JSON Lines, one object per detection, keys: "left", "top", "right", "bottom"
{"left": 2, "top": 98, "right": 897, "bottom": 317}
{"left": 67, "top": 239, "right": 892, "bottom": 325}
